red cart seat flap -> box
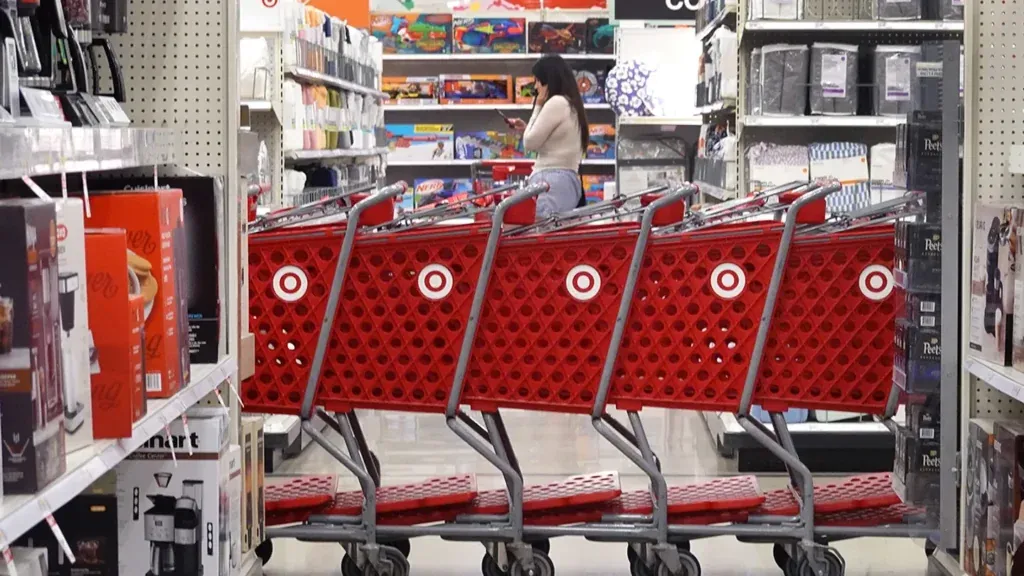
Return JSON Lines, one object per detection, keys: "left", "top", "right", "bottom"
{"left": 470, "top": 472, "right": 622, "bottom": 514}
{"left": 757, "top": 473, "right": 903, "bottom": 516}
{"left": 607, "top": 475, "right": 765, "bottom": 516}
{"left": 327, "top": 474, "right": 478, "bottom": 515}
{"left": 265, "top": 475, "right": 338, "bottom": 512}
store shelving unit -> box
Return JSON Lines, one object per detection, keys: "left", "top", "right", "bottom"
{"left": 383, "top": 53, "right": 616, "bottom": 61}
{"left": 741, "top": 115, "right": 906, "bottom": 128}
{"left": 385, "top": 103, "right": 612, "bottom": 111}
{"left": 285, "top": 147, "right": 389, "bottom": 162}
{"left": 388, "top": 158, "right": 616, "bottom": 167}
{"left": 966, "top": 358, "right": 1024, "bottom": 404}
{"left": 0, "top": 127, "right": 178, "bottom": 180}
{"left": 742, "top": 19, "right": 964, "bottom": 32}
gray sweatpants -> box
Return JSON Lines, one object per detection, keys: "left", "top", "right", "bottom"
{"left": 528, "top": 169, "right": 583, "bottom": 218}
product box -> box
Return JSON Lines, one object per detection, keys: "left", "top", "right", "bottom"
{"left": 226, "top": 444, "right": 242, "bottom": 574}
{"left": 995, "top": 420, "right": 1024, "bottom": 576}
{"left": 240, "top": 419, "right": 255, "bottom": 554}
{"left": 902, "top": 292, "right": 942, "bottom": 329}
{"left": 241, "top": 417, "right": 265, "bottom": 549}
{"left": 587, "top": 124, "right": 616, "bottom": 160}
{"left": 894, "top": 110, "right": 943, "bottom": 217}
{"left": 54, "top": 199, "right": 93, "bottom": 453}
{"left": 894, "top": 319, "right": 941, "bottom": 395}
{"left": 586, "top": 18, "right": 613, "bottom": 54}
{"left": 439, "top": 74, "right": 513, "bottom": 105}
{"left": 0, "top": 200, "right": 66, "bottom": 494}
{"left": 528, "top": 22, "right": 585, "bottom": 54}
{"left": 966, "top": 419, "right": 997, "bottom": 576}
{"left": 386, "top": 124, "right": 454, "bottom": 162}
{"left": 370, "top": 13, "right": 452, "bottom": 55}
{"left": 382, "top": 76, "right": 440, "bottom": 106}
{"left": 905, "top": 392, "right": 940, "bottom": 440}
{"left": 515, "top": 77, "right": 537, "bottom": 104}
{"left": 970, "top": 204, "right": 1020, "bottom": 366}
{"left": 115, "top": 407, "right": 230, "bottom": 576}
{"left": 895, "top": 221, "right": 942, "bottom": 292}
{"left": 892, "top": 424, "right": 939, "bottom": 506}
{"left": 455, "top": 131, "right": 524, "bottom": 160}
{"left": 85, "top": 230, "right": 147, "bottom": 439}
{"left": 85, "top": 190, "right": 186, "bottom": 397}
{"left": 575, "top": 68, "right": 607, "bottom": 104}
{"left": 16, "top": 491, "right": 118, "bottom": 576}
{"left": 413, "top": 178, "right": 474, "bottom": 208}
{"left": 452, "top": 18, "right": 526, "bottom": 54}
{"left": 582, "top": 175, "right": 614, "bottom": 204}
{"left": 254, "top": 420, "right": 265, "bottom": 546}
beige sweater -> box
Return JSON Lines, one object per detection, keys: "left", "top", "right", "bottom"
{"left": 523, "top": 95, "right": 584, "bottom": 172}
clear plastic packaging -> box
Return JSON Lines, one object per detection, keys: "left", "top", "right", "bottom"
{"left": 758, "top": 44, "right": 809, "bottom": 117}
{"left": 810, "top": 43, "right": 858, "bottom": 116}
{"left": 874, "top": 45, "right": 921, "bottom": 117}
{"left": 874, "top": 0, "right": 922, "bottom": 20}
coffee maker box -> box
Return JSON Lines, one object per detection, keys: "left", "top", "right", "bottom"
{"left": 971, "top": 204, "right": 1020, "bottom": 366}
{"left": 966, "top": 419, "right": 997, "bottom": 576}
{"left": 254, "top": 420, "right": 266, "bottom": 545}
{"left": 240, "top": 418, "right": 255, "bottom": 554}
{"left": 994, "top": 420, "right": 1024, "bottom": 576}
{"left": 0, "top": 200, "right": 67, "bottom": 494}
{"left": 115, "top": 407, "right": 229, "bottom": 576}
{"left": 55, "top": 199, "right": 94, "bottom": 454}
{"left": 85, "top": 190, "right": 186, "bottom": 397}
{"left": 226, "top": 444, "right": 242, "bottom": 574}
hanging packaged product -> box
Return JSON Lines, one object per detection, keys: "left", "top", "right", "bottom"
{"left": 0, "top": 200, "right": 66, "bottom": 494}
{"left": 748, "top": 0, "right": 801, "bottom": 21}
{"left": 755, "top": 44, "right": 808, "bottom": 117}
{"left": 969, "top": 204, "right": 1021, "bottom": 367}
{"left": 1014, "top": 220, "right": 1024, "bottom": 371}
{"left": 874, "top": 0, "right": 923, "bottom": 20}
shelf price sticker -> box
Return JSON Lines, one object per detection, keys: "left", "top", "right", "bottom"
{"left": 21, "top": 176, "right": 49, "bottom": 201}
{"left": 213, "top": 386, "right": 228, "bottom": 409}
{"left": 40, "top": 499, "right": 76, "bottom": 564}
{"left": 229, "top": 378, "right": 245, "bottom": 409}
{"left": 178, "top": 403, "right": 194, "bottom": 457}
{"left": 162, "top": 416, "right": 177, "bottom": 467}
{"left": 0, "top": 530, "right": 18, "bottom": 576}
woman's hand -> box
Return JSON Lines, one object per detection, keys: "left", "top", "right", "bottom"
{"left": 535, "top": 83, "right": 549, "bottom": 106}
{"left": 506, "top": 117, "right": 528, "bottom": 132}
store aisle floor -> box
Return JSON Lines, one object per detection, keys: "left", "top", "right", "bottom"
{"left": 265, "top": 410, "right": 932, "bottom": 575}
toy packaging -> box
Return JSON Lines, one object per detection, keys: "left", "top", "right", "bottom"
{"left": 439, "top": 75, "right": 513, "bottom": 104}
{"left": 387, "top": 124, "right": 455, "bottom": 162}
{"left": 383, "top": 76, "right": 440, "bottom": 106}
{"left": 0, "top": 200, "right": 66, "bottom": 494}
{"left": 587, "top": 124, "right": 616, "bottom": 159}
{"left": 515, "top": 78, "right": 537, "bottom": 104}
{"left": 586, "top": 18, "right": 614, "bottom": 54}
{"left": 414, "top": 178, "right": 474, "bottom": 207}
{"left": 528, "top": 22, "right": 585, "bottom": 54}
{"left": 370, "top": 13, "right": 452, "bottom": 55}
{"left": 455, "top": 131, "right": 525, "bottom": 160}
{"left": 453, "top": 18, "right": 526, "bottom": 54}
{"left": 582, "top": 175, "right": 614, "bottom": 204}
{"left": 575, "top": 68, "right": 608, "bottom": 104}
{"left": 970, "top": 204, "right": 1020, "bottom": 366}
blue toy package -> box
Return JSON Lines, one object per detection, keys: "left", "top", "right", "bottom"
{"left": 586, "top": 124, "right": 616, "bottom": 160}
{"left": 582, "top": 175, "right": 614, "bottom": 204}
{"left": 452, "top": 18, "right": 527, "bottom": 54}
{"left": 574, "top": 69, "right": 607, "bottom": 104}
{"left": 413, "top": 178, "right": 474, "bottom": 207}
{"left": 455, "top": 131, "right": 526, "bottom": 160}
{"left": 386, "top": 124, "right": 455, "bottom": 162}
{"left": 370, "top": 13, "right": 453, "bottom": 55}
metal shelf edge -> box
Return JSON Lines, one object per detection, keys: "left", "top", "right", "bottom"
{"left": 966, "top": 356, "right": 1024, "bottom": 402}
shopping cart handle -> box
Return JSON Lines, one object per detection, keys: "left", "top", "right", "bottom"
{"left": 778, "top": 180, "right": 839, "bottom": 225}
{"left": 350, "top": 181, "right": 408, "bottom": 228}
{"left": 641, "top": 183, "right": 698, "bottom": 228}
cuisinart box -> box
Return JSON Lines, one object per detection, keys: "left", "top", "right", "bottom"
{"left": 55, "top": 199, "right": 93, "bottom": 453}
{"left": 115, "top": 407, "right": 233, "bottom": 576}
{"left": 971, "top": 204, "right": 1021, "bottom": 366}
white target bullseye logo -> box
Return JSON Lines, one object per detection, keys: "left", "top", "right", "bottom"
{"left": 566, "top": 264, "right": 602, "bottom": 301}
{"left": 418, "top": 264, "right": 454, "bottom": 300}
{"left": 272, "top": 266, "right": 308, "bottom": 302}
{"left": 859, "top": 264, "right": 895, "bottom": 301}
{"left": 710, "top": 263, "right": 746, "bottom": 299}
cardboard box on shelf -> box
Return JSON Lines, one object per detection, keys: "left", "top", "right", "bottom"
{"left": 965, "top": 419, "right": 997, "bottom": 576}
{"left": 227, "top": 444, "right": 242, "bottom": 574}
{"left": 55, "top": 199, "right": 94, "bottom": 454}
{"left": 892, "top": 424, "right": 939, "bottom": 507}
{"left": 370, "top": 13, "right": 452, "bottom": 55}
{"left": 455, "top": 131, "right": 525, "bottom": 161}
{"left": 413, "top": 178, "right": 474, "bottom": 208}
{"left": 16, "top": 490, "right": 119, "bottom": 576}
{"left": 115, "top": 407, "right": 231, "bottom": 576}
{"left": 528, "top": 22, "right": 585, "bottom": 54}
{"left": 85, "top": 230, "right": 147, "bottom": 439}
{"left": 995, "top": 421, "right": 1024, "bottom": 576}
{"left": 902, "top": 292, "right": 941, "bottom": 329}
{"left": 452, "top": 18, "right": 526, "bottom": 54}
{"left": 382, "top": 76, "right": 440, "bottom": 106}
{"left": 85, "top": 190, "right": 187, "bottom": 397}
{"left": 439, "top": 75, "right": 513, "bottom": 105}
{"left": 587, "top": 124, "right": 616, "bottom": 160}
{"left": 386, "top": 124, "right": 454, "bottom": 162}
{"left": 970, "top": 204, "right": 1021, "bottom": 366}
{"left": 515, "top": 77, "right": 536, "bottom": 104}
{"left": 894, "top": 319, "right": 941, "bottom": 395}
{"left": 0, "top": 200, "right": 66, "bottom": 494}
{"left": 585, "top": 18, "right": 614, "bottom": 54}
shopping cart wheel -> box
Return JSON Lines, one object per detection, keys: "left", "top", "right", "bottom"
{"left": 255, "top": 539, "right": 273, "bottom": 565}
{"left": 773, "top": 544, "right": 790, "bottom": 571}
{"left": 342, "top": 555, "right": 360, "bottom": 576}
{"left": 384, "top": 538, "right": 411, "bottom": 559}
{"left": 528, "top": 538, "right": 551, "bottom": 556}
{"left": 655, "top": 548, "right": 701, "bottom": 576}
{"left": 509, "top": 548, "right": 555, "bottom": 576}
{"left": 792, "top": 549, "right": 844, "bottom": 576}
{"left": 629, "top": 554, "right": 652, "bottom": 576}
{"left": 362, "top": 545, "right": 411, "bottom": 576}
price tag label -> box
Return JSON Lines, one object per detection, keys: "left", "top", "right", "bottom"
{"left": 164, "top": 422, "right": 177, "bottom": 466}
{"left": 21, "top": 176, "right": 50, "bottom": 201}
{"left": 81, "top": 173, "right": 91, "bottom": 217}
{"left": 40, "top": 500, "right": 76, "bottom": 564}
{"left": 60, "top": 170, "right": 68, "bottom": 198}
{"left": 179, "top": 408, "right": 194, "bottom": 457}
{"left": 84, "top": 457, "right": 107, "bottom": 482}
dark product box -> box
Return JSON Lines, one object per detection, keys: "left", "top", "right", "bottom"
{"left": 894, "top": 319, "right": 941, "bottom": 394}
{"left": 528, "top": 22, "right": 585, "bottom": 54}
{"left": 586, "top": 18, "right": 613, "bottom": 54}
{"left": 85, "top": 230, "right": 147, "bottom": 439}
{"left": 995, "top": 420, "right": 1024, "bottom": 576}
{"left": 970, "top": 204, "right": 1020, "bottom": 367}
{"left": 902, "top": 291, "right": 942, "bottom": 329}
{"left": 382, "top": 76, "right": 440, "bottom": 106}
{"left": 894, "top": 110, "right": 943, "bottom": 217}
{"left": 895, "top": 220, "right": 941, "bottom": 292}
{"left": 905, "top": 392, "right": 940, "bottom": 440}
{"left": 965, "top": 419, "right": 997, "bottom": 576}
{"left": 892, "top": 424, "right": 939, "bottom": 506}
{"left": 85, "top": 190, "right": 188, "bottom": 397}
{"left": 439, "top": 74, "right": 513, "bottom": 105}
{"left": 369, "top": 13, "right": 453, "bottom": 55}
{"left": 452, "top": 18, "right": 526, "bottom": 54}
{"left": 16, "top": 492, "right": 118, "bottom": 576}
{"left": 0, "top": 200, "right": 67, "bottom": 494}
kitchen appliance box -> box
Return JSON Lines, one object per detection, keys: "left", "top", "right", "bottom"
{"left": 965, "top": 419, "right": 997, "bottom": 576}
{"left": 0, "top": 200, "right": 67, "bottom": 494}
{"left": 226, "top": 445, "right": 242, "bottom": 575}
{"left": 115, "top": 407, "right": 233, "bottom": 576}
{"left": 240, "top": 418, "right": 256, "bottom": 554}
{"left": 15, "top": 490, "right": 119, "bottom": 576}
{"left": 84, "top": 230, "right": 147, "bottom": 439}
{"left": 971, "top": 204, "right": 1021, "bottom": 367}
{"left": 995, "top": 420, "right": 1024, "bottom": 576}
{"left": 85, "top": 189, "right": 190, "bottom": 397}
{"left": 55, "top": 199, "right": 94, "bottom": 453}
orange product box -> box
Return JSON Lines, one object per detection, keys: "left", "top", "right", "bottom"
{"left": 439, "top": 74, "right": 513, "bottom": 105}
{"left": 85, "top": 230, "right": 148, "bottom": 438}
{"left": 85, "top": 189, "right": 185, "bottom": 398}
{"left": 515, "top": 77, "right": 537, "bottom": 104}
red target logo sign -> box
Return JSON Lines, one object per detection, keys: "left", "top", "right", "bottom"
{"left": 418, "top": 264, "right": 454, "bottom": 300}
{"left": 859, "top": 264, "right": 894, "bottom": 301}
{"left": 710, "top": 263, "right": 746, "bottom": 299}
{"left": 565, "top": 264, "right": 602, "bottom": 301}
{"left": 272, "top": 266, "right": 308, "bottom": 302}
{"left": 262, "top": 0, "right": 277, "bottom": 7}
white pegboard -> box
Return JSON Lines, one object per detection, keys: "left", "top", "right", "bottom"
{"left": 968, "top": 0, "right": 1024, "bottom": 418}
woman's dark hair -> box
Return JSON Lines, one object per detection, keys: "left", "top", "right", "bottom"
{"left": 532, "top": 55, "right": 590, "bottom": 152}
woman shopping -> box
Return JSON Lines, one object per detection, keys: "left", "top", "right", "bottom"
{"left": 506, "top": 54, "right": 591, "bottom": 217}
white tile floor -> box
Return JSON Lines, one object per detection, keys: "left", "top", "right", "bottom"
{"left": 263, "top": 409, "right": 935, "bottom": 575}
